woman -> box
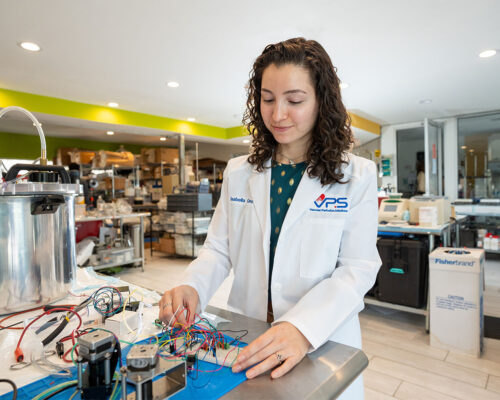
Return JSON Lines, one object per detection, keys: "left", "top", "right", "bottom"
{"left": 159, "top": 38, "right": 381, "bottom": 398}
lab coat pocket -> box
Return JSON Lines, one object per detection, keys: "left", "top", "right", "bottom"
{"left": 300, "top": 218, "right": 345, "bottom": 279}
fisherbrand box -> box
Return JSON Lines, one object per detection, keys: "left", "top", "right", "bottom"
{"left": 429, "top": 247, "right": 484, "bottom": 357}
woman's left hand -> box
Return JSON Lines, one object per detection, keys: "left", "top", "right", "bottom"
{"left": 231, "top": 322, "right": 310, "bottom": 379}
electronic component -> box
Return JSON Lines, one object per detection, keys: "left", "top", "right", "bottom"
{"left": 121, "top": 344, "right": 186, "bottom": 400}
{"left": 186, "top": 354, "right": 196, "bottom": 369}
{"left": 127, "top": 345, "right": 157, "bottom": 371}
{"left": 105, "top": 309, "right": 140, "bottom": 336}
{"left": 76, "top": 330, "right": 120, "bottom": 400}
{"left": 55, "top": 341, "right": 65, "bottom": 358}
{"left": 172, "top": 337, "right": 241, "bottom": 366}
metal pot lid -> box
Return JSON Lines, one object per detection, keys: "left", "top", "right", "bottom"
{"left": 1, "top": 182, "right": 82, "bottom": 196}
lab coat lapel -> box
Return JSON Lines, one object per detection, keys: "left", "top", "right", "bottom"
{"left": 248, "top": 159, "right": 271, "bottom": 242}
{"left": 281, "top": 171, "right": 319, "bottom": 233}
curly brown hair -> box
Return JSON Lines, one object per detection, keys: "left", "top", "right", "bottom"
{"left": 244, "top": 37, "right": 353, "bottom": 186}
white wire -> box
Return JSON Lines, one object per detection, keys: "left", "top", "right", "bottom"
{"left": 168, "top": 305, "right": 182, "bottom": 329}
{"left": 31, "top": 352, "right": 72, "bottom": 377}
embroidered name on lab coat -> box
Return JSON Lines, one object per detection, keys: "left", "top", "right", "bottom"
{"left": 230, "top": 196, "right": 253, "bottom": 204}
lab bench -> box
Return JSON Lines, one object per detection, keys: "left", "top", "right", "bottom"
{"left": 206, "top": 306, "right": 368, "bottom": 399}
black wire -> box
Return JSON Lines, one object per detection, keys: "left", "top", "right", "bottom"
{"left": 42, "top": 382, "right": 77, "bottom": 399}
{"left": 0, "top": 379, "right": 18, "bottom": 400}
{"left": 0, "top": 320, "right": 23, "bottom": 332}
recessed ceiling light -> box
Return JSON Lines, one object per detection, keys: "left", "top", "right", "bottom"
{"left": 160, "top": 137, "right": 167, "bottom": 141}
{"left": 419, "top": 99, "right": 432, "bottom": 104}
{"left": 242, "top": 139, "right": 251, "bottom": 144}
{"left": 167, "top": 81, "right": 180, "bottom": 88}
{"left": 479, "top": 49, "right": 497, "bottom": 58}
{"left": 187, "top": 117, "right": 196, "bottom": 122}
{"left": 339, "top": 82, "right": 349, "bottom": 89}
{"left": 461, "top": 145, "right": 467, "bottom": 149}
{"left": 107, "top": 102, "right": 119, "bottom": 108}
{"left": 107, "top": 131, "right": 114, "bottom": 136}
{"left": 19, "top": 42, "right": 41, "bottom": 52}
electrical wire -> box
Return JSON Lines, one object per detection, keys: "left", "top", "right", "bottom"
{"left": 0, "top": 306, "right": 44, "bottom": 330}
{"left": 30, "top": 351, "right": 72, "bottom": 377}
{"left": 32, "top": 381, "right": 77, "bottom": 400}
{"left": 0, "top": 379, "right": 17, "bottom": 400}
{"left": 15, "top": 307, "right": 82, "bottom": 362}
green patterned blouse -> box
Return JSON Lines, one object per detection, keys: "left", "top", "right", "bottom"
{"left": 269, "top": 161, "right": 307, "bottom": 300}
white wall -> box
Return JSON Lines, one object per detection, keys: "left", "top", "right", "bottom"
{"left": 381, "top": 118, "right": 458, "bottom": 199}
{"left": 352, "top": 138, "right": 380, "bottom": 161}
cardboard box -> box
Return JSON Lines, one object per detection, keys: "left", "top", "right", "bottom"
{"left": 155, "top": 148, "right": 179, "bottom": 164}
{"left": 162, "top": 174, "right": 179, "bottom": 195}
{"left": 159, "top": 236, "right": 176, "bottom": 254}
{"left": 69, "top": 150, "right": 96, "bottom": 165}
{"left": 103, "top": 177, "right": 126, "bottom": 190}
{"left": 429, "top": 248, "right": 485, "bottom": 357}
{"left": 419, "top": 206, "right": 438, "bottom": 227}
{"left": 141, "top": 165, "right": 154, "bottom": 180}
{"left": 145, "top": 240, "right": 160, "bottom": 250}
{"left": 154, "top": 167, "right": 162, "bottom": 179}
{"left": 141, "top": 148, "right": 156, "bottom": 164}
{"left": 56, "top": 147, "right": 77, "bottom": 166}
{"left": 409, "top": 197, "right": 451, "bottom": 225}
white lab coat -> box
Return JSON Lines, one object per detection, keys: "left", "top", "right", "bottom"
{"left": 182, "top": 154, "right": 381, "bottom": 399}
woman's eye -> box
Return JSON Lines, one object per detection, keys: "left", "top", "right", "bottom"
{"left": 289, "top": 100, "right": 303, "bottom": 105}
{"left": 262, "top": 99, "right": 274, "bottom": 103}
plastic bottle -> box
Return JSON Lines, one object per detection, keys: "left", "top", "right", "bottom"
{"left": 97, "top": 195, "right": 105, "bottom": 212}
{"left": 402, "top": 209, "right": 410, "bottom": 222}
{"left": 484, "top": 233, "right": 491, "bottom": 250}
{"left": 492, "top": 235, "right": 499, "bottom": 251}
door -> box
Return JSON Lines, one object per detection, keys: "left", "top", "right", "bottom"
{"left": 424, "top": 118, "right": 444, "bottom": 195}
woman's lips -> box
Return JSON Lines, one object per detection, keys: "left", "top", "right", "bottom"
{"left": 272, "top": 125, "right": 292, "bottom": 133}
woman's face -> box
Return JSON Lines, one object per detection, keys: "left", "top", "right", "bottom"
{"left": 260, "top": 63, "right": 318, "bottom": 152}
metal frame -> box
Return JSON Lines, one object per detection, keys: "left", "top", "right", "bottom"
{"left": 424, "top": 118, "right": 445, "bottom": 196}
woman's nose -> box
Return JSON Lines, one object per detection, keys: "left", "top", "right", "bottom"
{"left": 272, "top": 102, "right": 287, "bottom": 122}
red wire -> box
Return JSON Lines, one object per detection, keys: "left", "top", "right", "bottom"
{"left": 15, "top": 307, "right": 83, "bottom": 362}
{"left": 0, "top": 306, "right": 44, "bottom": 330}
{"left": 192, "top": 344, "right": 240, "bottom": 373}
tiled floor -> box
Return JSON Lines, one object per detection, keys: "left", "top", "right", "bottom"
{"left": 117, "top": 254, "right": 500, "bottom": 400}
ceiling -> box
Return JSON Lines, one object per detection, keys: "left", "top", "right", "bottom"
{"left": 1, "top": 0, "right": 499, "bottom": 139}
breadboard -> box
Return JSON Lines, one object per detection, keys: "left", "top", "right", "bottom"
{"left": 170, "top": 338, "right": 242, "bottom": 367}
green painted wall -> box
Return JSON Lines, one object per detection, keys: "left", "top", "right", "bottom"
{"left": 0, "top": 88, "right": 227, "bottom": 139}
{"left": 0, "top": 132, "right": 153, "bottom": 160}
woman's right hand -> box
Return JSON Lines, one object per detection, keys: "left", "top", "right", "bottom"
{"left": 159, "top": 285, "right": 199, "bottom": 327}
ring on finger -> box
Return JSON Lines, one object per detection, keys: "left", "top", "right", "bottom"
{"left": 162, "top": 302, "right": 172, "bottom": 310}
{"left": 275, "top": 353, "right": 284, "bottom": 363}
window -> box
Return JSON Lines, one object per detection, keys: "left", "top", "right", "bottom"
{"left": 457, "top": 112, "right": 500, "bottom": 198}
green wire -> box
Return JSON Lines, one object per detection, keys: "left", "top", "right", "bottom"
{"left": 70, "top": 341, "right": 79, "bottom": 366}
{"left": 32, "top": 380, "right": 78, "bottom": 400}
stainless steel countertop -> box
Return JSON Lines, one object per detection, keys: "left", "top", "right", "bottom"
{"left": 206, "top": 306, "right": 368, "bottom": 400}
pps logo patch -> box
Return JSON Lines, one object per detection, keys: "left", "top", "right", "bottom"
{"left": 310, "top": 194, "right": 349, "bottom": 213}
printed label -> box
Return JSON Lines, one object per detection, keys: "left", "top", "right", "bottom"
{"left": 435, "top": 295, "right": 477, "bottom": 311}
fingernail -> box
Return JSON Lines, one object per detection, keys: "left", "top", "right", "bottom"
{"left": 232, "top": 365, "right": 241, "bottom": 373}
{"left": 246, "top": 370, "right": 255, "bottom": 379}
